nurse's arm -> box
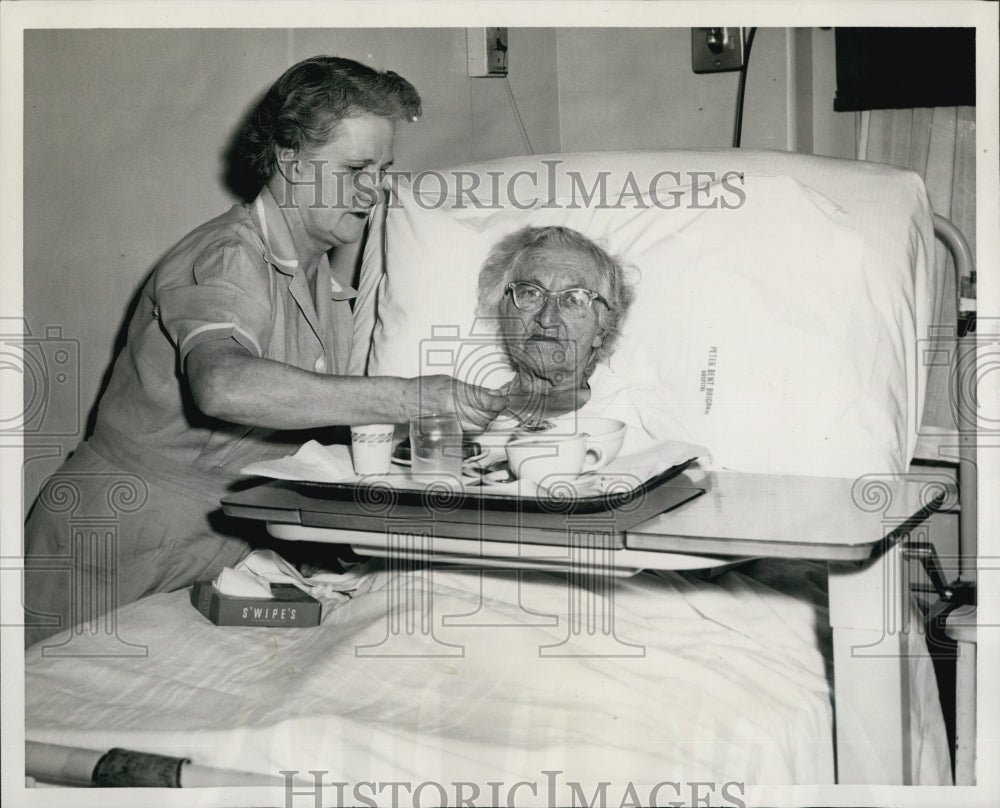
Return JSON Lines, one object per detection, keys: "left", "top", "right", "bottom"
{"left": 185, "top": 339, "right": 504, "bottom": 431}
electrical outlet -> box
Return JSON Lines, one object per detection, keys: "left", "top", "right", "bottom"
{"left": 467, "top": 27, "right": 508, "bottom": 77}
{"left": 691, "top": 27, "right": 745, "bottom": 73}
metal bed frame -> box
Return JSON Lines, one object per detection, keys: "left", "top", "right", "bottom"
{"left": 927, "top": 213, "right": 978, "bottom": 785}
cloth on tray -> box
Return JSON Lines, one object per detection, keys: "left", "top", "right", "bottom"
{"left": 25, "top": 559, "right": 951, "bottom": 792}
{"left": 241, "top": 441, "right": 356, "bottom": 483}
{"left": 239, "top": 437, "right": 709, "bottom": 495}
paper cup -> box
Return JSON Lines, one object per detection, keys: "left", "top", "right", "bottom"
{"left": 350, "top": 424, "right": 396, "bottom": 475}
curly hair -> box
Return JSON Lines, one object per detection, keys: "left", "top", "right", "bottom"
{"left": 477, "top": 225, "right": 634, "bottom": 366}
{"left": 239, "top": 55, "right": 422, "bottom": 185}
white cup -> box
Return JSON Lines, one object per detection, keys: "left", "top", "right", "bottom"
{"left": 350, "top": 424, "right": 396, "bottom": 475}
{"left": 505, "top": 433, "right": 606, "bottom": 489}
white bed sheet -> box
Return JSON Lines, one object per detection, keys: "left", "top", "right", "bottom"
{"left": 25, "top": 559, "right": 950, "bottom": 792}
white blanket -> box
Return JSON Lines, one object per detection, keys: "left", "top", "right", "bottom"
{"left": 25, "top": 559, "right": 950, "bottom": 795}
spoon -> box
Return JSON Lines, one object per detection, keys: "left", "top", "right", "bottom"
{"left": 462, "top": 459, "right": 514, "bottom": 485}
{"left": 501, "top": 408, "right": 555, "bottom": 433}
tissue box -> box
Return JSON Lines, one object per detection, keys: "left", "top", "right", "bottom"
{"left": 190, "top": 580, "right": 322, "bottom": 627}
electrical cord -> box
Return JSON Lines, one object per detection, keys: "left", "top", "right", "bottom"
{"left": 732, "top": 27, "right": 758, "bottom": 148}
{"left": 504, "top": 75, "right": 535, "bottom": 155}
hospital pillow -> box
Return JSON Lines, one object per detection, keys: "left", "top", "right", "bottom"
{"left": 352, "top": 150, "right": 937, "bottom": 478}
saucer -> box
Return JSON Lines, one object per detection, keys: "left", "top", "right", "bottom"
{"left": 391, "top": 439, "right": 488, "bottom": 468}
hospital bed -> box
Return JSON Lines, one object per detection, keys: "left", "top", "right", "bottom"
{"left": 24, "top": 149, "right": 972, "bottom": 794}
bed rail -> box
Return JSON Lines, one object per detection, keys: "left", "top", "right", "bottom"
{"left": 931, "top": 213, "right": 977, "bottom": 581}
{"left": 933, "top": 213, "right": 975, "bottom": 301}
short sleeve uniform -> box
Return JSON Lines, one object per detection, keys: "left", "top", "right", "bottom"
{"left": 91, "top": 185, "right": 358, "bottom": 493}
{"left": 23, "top": 187, "right": 358, "bottom": 647}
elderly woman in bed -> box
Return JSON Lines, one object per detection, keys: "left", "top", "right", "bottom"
{"left": 477, "top": 225, "right": 633, "bottom": 427}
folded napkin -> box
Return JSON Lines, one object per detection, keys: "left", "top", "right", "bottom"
{"left": 241, "top": 441, "right": 357, "bottom": 483}
{"left": 214, "top": 566, "right": 274, "bottom": 598}
{"left": 213, "top": 549, "right": 376, "bottom": 604}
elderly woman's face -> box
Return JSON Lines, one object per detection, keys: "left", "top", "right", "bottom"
{"left": 500, "top": 248, "right": 608, "bottom": 388}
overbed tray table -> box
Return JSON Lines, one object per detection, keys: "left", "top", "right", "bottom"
{"left": 222, "top": 468, "right": 948, "bottom": 785}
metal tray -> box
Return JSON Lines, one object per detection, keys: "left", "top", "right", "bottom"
{"left": 223, "top": 459, "right": 705, "bottom": 549}
{"left": 292, "top": 458, "right": 698, "bottom": 516}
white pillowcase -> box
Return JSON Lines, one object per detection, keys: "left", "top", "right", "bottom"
{"left": 352, "top": 150, "right": 937, "bottom": 478}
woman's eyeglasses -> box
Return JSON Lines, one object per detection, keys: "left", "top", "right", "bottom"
{"left": 506, "top": 281, "right": 609, "bottom": 319}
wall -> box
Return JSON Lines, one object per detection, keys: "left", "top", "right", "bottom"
{"left": 555, "top": 27, "right": 854, "bottom": 156}
{"left": 21, "top": 26, "right": 851, "bottom": 505}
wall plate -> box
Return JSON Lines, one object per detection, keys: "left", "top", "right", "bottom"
{"left": 468, "top": 27, "right": 509, "bottom": 77}
{"left": 691, "top": 27, "right": 745, "bottom": 73}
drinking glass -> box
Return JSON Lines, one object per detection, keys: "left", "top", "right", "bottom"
{"left": 409, "top": 413, "right": 464, "bottom": 486}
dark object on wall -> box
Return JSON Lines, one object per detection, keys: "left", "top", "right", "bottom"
{"left": 834, "top": 28, "right": 975, "bottom": 111}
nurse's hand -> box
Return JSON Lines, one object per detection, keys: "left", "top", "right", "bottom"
{"left": 415, "top": 375, "right": 507, "bottom": 432}
{"left": 503, "top": 386, "right": 592, "bottom": 425}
